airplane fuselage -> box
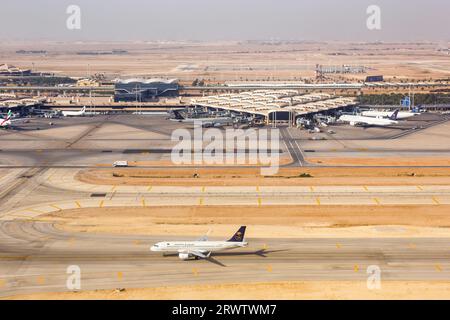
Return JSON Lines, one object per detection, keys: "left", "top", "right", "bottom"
{"left": 151, "top": 241, "right": 248, "bottom": 253}
{"left": 361, "top": 110, "right": 418, "bottom": 119}
{"left": 0, "top": 118, "right": 11, "bottom": 127}
{"left": 172, "top": 117, "right": 233, "bottom": 125}
{"left": 339, "top": 114, "right": 398, "bottom": 126}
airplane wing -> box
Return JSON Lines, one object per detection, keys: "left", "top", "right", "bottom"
{"left": 178, "top": 249, "right": 210, "bottom": 259}
{"left": 9, "top": 118, "right": 26, "bottom": 123}
{"left": 196, "top": 229, "right": 212, "bottom": 241}
{"left": 189, "top": 251, "right": 211, "bottom": 259}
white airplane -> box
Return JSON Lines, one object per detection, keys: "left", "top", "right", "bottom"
{"left": 0, "top": 110, "right": 26, "bottom": 129}
{"left": 0, "top": 110, "right": 12, "bottom": 128}
{"left": 339, "top": 110, "right": 399, "bottom": 127}
{"left": 61, "top": 106, "right": 86, "bottom": 117}
{"left": 361, "top": 110, "right": 419, "bottom": 119}
{"left": 151, "top": 226, "right": 248, "bottom": 262}
{"left": 170, "top": 109, "right": 233, "bottom": 128}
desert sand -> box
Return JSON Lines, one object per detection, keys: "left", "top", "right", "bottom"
{"left": 38, "top": 205, "right": 450, "bottom": 238}
{"left": 76, "top": 167, "right": 450, "bottom": 186}
{"left": 5, "top": 281, "right": 450, "bottom": 300}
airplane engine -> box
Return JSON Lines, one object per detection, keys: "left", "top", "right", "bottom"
{"left": 178, "top": 253, "right": 191, "bottom": 260}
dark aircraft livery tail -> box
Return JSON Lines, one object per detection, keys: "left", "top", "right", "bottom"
{"left": 389, "top": 109, "right": 399, "bottom": 120}
{"left": 227, "top": 226, "right": 246, "bottom": 242}
{"left": 172, "top": 110, "right": 185, "bottom": 120}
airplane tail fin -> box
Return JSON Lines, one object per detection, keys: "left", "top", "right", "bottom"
{"left": 227, "top": 226, "right": 246, "bottom": 242}
{"left": 172, "top": 110, "right": 185, "bottom": 120}
{"left": 6, "top": 110, "right": 12, "bottom": 120}
{"left": 389, "top": 109, "right": 399, "bottom": 120}
{"left": 412, "top": 105, "right": 422, "bottom": 113}
{"left": 81, "top": 106, "right": 86, "bottom": 112}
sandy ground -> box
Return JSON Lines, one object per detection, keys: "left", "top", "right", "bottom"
{"left": 76, "top": 167, "right": 450, "bottom": 186}
{"left": 5, "top": 281, "right": 450, "bottom": 300}
{"left": 38, "top": 205, "right": 450, "bottom": 238}
{"left": 2, "top": 41, "right": 449, "bottom": 81}
{"left": 307, "top": 157, "right": 450, "bottom": 166}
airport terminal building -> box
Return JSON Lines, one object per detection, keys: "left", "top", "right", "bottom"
{"left": 114, "top": 78, "right": 179, "bottom": 102}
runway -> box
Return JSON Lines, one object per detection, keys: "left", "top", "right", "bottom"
{"left": 0, "top": 220, "right": 449, "bottom": 298}
{"left": 2, "top": 168, "right": 450, "bottom": 221}
{"left": 0, "top": 114, "right": 449, "bottom": 297}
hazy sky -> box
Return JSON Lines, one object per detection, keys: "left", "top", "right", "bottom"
{"left": 1, "top": 0, "right": 449, "bottom": 41}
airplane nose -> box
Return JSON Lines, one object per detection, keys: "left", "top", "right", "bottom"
{"left": 150, "top": 246, "right": 156, "bottom": 251}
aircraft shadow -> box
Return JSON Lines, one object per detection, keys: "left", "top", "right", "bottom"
{"left": 162, "top": 249, "right": 287, "bottom": 267}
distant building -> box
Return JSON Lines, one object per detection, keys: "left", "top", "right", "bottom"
{"left": 0, "top": 64, "right": 31, "bottom": 76}
{"left": 114, "top": 78, "right": 179, "bottom": 102}
{"left": 76, "top": 78, "right": 101, "bottom": 87}
{"left": 365, "top": 75, "right": 384, "bottom": 82}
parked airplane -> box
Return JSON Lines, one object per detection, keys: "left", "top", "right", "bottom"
{"left": 61, "top": 106, "right": 86, "bottom": 117}
{"left": 151, "top": 226, "right": 248, "bottom": 261}
{"left": 361, "top": 109, "right": 419, "bottom": 119}
{"left": 0, "top": 110, "right": 12, "bottom": 128}
{"left": 339, "top": 110, "right": 399, "bottom": 127}
{"left": 171, "top": 109, "right": 234, "bottom": 128}
{"left": 0, "top": 110, "right": 26, "bottom": 129}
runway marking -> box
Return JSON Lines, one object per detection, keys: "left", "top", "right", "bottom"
{"left": 315, "top": 197, "right": 321, "bottom": 206}
{"left": 142, "top": 199, "right": 146, "bottom": 207}
{"left": 353, "top": 265, "right": 359, "bottom": 272}
{"left": 435, "top": 264, "right": 443, "bottom": 272}
{"left": 257, "top": 197, "right": 262, "bottom": 206}
{"left": 256, "top": 186, "right": 260, "bottom": 192}
{"left": 49, "top": 204, "right": 62, "bottom": 211}
{"left": 8, "top": 213, "right": 33, "bottom": 218}
{"left": 75, "top": 201, "right": 82, "bottom": 208}
{"left": 416, "top": 186, "right": 424, "bottom": 191}
{"left": 202, "top": 186, "right": 206, "bottom": 193}
{"left": 99, "top": 200, "right": 104, "bottom": 208}
{"left": 192, "top": 268, "right": 199, "bottom": 276}
{"left": 432, "top": 196, "right": 440, "bottom": 205}
{"left": 198, "top": 198, "right": 204, "bottom": 206}
{"left": 36, "top": 276, "right": 46, "bottom": 285}
{"left": 309, "top": 186, "right": 314, "bottom": 192}
{"left": 117, "top": 272, "right": 123, "bottom": 280}
{"left": 336, "top": 243, "right": 342, "bottom": 249}
{"left": 373, "top": 198, "right": 381, "bottom": 205}
{"left": 266, "top": 265, "right": 273, "bottom": 273}
{"left": 47, "top": 173, "right": 55, "bottom": 182}
{"left": 0, "top": 256, "right": 27, "bottom": 261}
{"left": 263, "top": 244, "right": 268, "bottom": 250}
{"left": 110, "top": 185, "right": 117, "bottom": 192}
{"left": 147, "top": 186, "right": 153, "bottom": 192}
{"left": 363, "top": 186, "right": 369, "bottom": 192}
{"left": 28, "top": 208, "right": 46, "bottom": 214}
